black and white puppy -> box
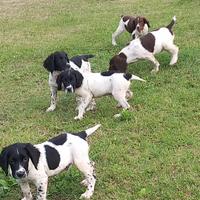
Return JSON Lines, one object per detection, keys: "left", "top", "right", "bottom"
{"left": 112, "top": 15, "right": 150, "bottom": 46}
{"left": 43, "top": 51, "right": 95, "bottom": 112}
{"left": 110, "top": 16, "right": 179, "bottom": 73}
{"left": 56, "top": 69, "right": 145, "bottom": 120}
{"left": 0, "top": 124, "right": 101, "bottom": 200}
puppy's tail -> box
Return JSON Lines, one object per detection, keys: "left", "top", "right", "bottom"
{"left": 166, "top": 16, "right": 176, "bottom": 31}
{"left": 85, "top": 124, "right": 101, "bottom": 137}
{"left": 81, "top": 54, "right": 95, "bottom": 61}
{"left": 124, "top": 73, "right": 146, "bottom": 82}
{"left": 75, "top": 124, "right": 101, "bottom": 140}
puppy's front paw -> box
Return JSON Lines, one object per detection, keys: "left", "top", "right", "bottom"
{"left": 151, "top": 69, "right": 159, "bottom": 74}
{"left": 46, "top": 106, "right": 56, "bottom": 112}
{"left": 21, "top": 197, "right": 32, "bottom": 200}
{"left": 81, "top": 179, "right": 88, "bottom": 187}
{"left": 114, "top": 113, "right": 122, "bottom": 118}
{"left": 112, "top": 41, "right": 117, "bottom": 46}
{"left": 80, "top": 192, "right": 92, "bottom": 199}
{"left": 169, "top": 60, "right": 177, "bottom": 65}
{"left": 74, "top": 116, "right": 83, "bottom": 120}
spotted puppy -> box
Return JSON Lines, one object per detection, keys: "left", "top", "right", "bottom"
{"left": 43, "top": 51, "right": 95, "bottom": 112}
{"left": 112, "top": 15, "right": 150, "bottom": 46}
{"left": 110, "top": 16, "right": 179, "bottom": 73}
{"left": 0, "top": 124, "right": 101, "bottom": 199}
{"left": 56, "top": 69, "right": 145, "bottom": 120}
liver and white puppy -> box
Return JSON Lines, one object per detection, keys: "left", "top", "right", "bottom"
{"left": 0, "top": 124, "right": 101, "bottom": 199}
{"left": 110, "top": 16, "right": 179, "bottom": 73}
{"left": 56, "top": 69, "right": 145, "bottom": 120}
{"left": 112, "top": 15, "right": 150, "bottom": 46}
{"left": 43, "top": 51, "right": 95, "bottom": 112}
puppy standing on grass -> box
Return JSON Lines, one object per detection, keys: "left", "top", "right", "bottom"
{"left": 0, "top": 124, "right": 101, "bottom": 199}
{"left": 43, "top": 51, "right": 95, "bottom": 112}
{"left": 56, "top": 69, "right": 145, "bottom": 120}
{"left": 112, "top": 15, "right": 150, "bottom": 46}
{"left": 110, "top": 16, "right": 179, "bottom": 73}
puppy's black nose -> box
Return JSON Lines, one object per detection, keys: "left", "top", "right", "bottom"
{"left": 67, "top": 88, "right": 72, "bottom": 92}
{"left": 16, "top": 171, "right": 25, "bottom": 178}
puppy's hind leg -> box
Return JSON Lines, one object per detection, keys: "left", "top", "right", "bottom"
{"left": 113, "top": 92, "right": 131, "bottom": 118}
{"left": 86, "top": 98, "right": 96, "bottom": 111}
{"left": 165, "top": 44, "right": 179, "bottom": 65}
{"left": 112, "top": 19, "right": 126, "bottom": 46}
{"left": 116, "top": 90, "right": 133, "bottom": 108}
{"left": 113, "top": 92, "right": 130, "bottom": 109}
{"left": 75, "top": 158, "right": 96, "bottom": 199}
{"left": 46, "top": 86, "right": 57, "bottom": 112}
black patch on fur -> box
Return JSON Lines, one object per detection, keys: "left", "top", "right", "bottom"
{"left": 101, "top": 71, "right": 115, "bottom": 76}
{"left": 72, "top": 131, "right": 87, "bottom": 140}
{"left": 74, "top": 70, "right": 84, "bottom": 88}
{"left": 140, "top": 33, "right": 155, "bottom": 53}
{"left": 37, "top": 186, "right": 43, "bottom": 192}
{"left": 123, "top": 73, "right": 132, "bottom": 80}
{"left": 70, "top": 54, "right": 94, "bottom": 68}
{"left": 48, "top": 134, "right": 67, "bottom": 145}
{"left": 166, "top": 18, "right": 175, "bottom": 35}
{"left": 44, "top": 145, "right": 60, "bottom": 170}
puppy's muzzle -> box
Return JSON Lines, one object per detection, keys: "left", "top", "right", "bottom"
{"left": 65, "top": 85, "right": 74, "bottom": 93}
{"left": 136, "top": 24, "right": 142, "bottom": 33}
{"left": 15, "top": 169, "right": 26, "bottom": 179}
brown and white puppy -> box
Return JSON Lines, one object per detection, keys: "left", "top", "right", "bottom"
{"left": 110, "top": 16, "right": 179, "bottom": 73}
{"left": 112, "top": 15, "right": 150, "bottom": 46}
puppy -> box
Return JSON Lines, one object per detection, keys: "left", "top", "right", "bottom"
{"left": 112, "top": 15, "right": 150, "bottom": 46}
{"left": 110, "top": 16, "right": 179, "bottom": 73}
{"left": 43, "top": 51, "right": 95, "bottom": 112}
{"left": 0, "top": 124, "right": 101, "bottom": 199}
{"left": 56, "top": 69, "right": 145, "bottom": 120}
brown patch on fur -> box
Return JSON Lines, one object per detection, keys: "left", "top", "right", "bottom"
{"left": 122, "top": 16, "right": 136, "bottom": 33}
{"left": 109, "top": 53, "right": 128, "bottom": 73}
{"left": 122, "top": 16, "right": 150, "bottom": 34}
{"left": 140, "top": 33, "right": 155, "bottom": 53}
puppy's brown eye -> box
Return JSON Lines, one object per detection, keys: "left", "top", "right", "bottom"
{"left": 23, "top": 157, "right": 28, "bottom": 162}
{"left": 10, "top": 160, "right": 15, "bottom": 164}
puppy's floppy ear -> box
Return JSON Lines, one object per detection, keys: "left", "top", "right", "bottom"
{"left": 74, "top": 70, "right": 83, "bottom": 88}
{"left": 0, "top": 148, "right": 9, "bottom": 175}
{"left": 65, "top": 52, "right": 70, "bottom": 63}
{"left": 25, "top": 143, "right": 40, "bottom": 170}
{"left": 144, "top": 17, "right": 150, "bottom": 27}
{"left": 43, "top": 53, "right": 55, "bottom": 73}
{"left": 56, "top": 73, "right": 63, "bottom": 91}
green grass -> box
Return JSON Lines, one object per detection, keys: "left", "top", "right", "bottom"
{"left": 0, "top": 0, "right": 200, "bottom": 199}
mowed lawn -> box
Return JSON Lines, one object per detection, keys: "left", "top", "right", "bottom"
{"left": 0, "top": 0, "right": 200, "bottom": 199}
